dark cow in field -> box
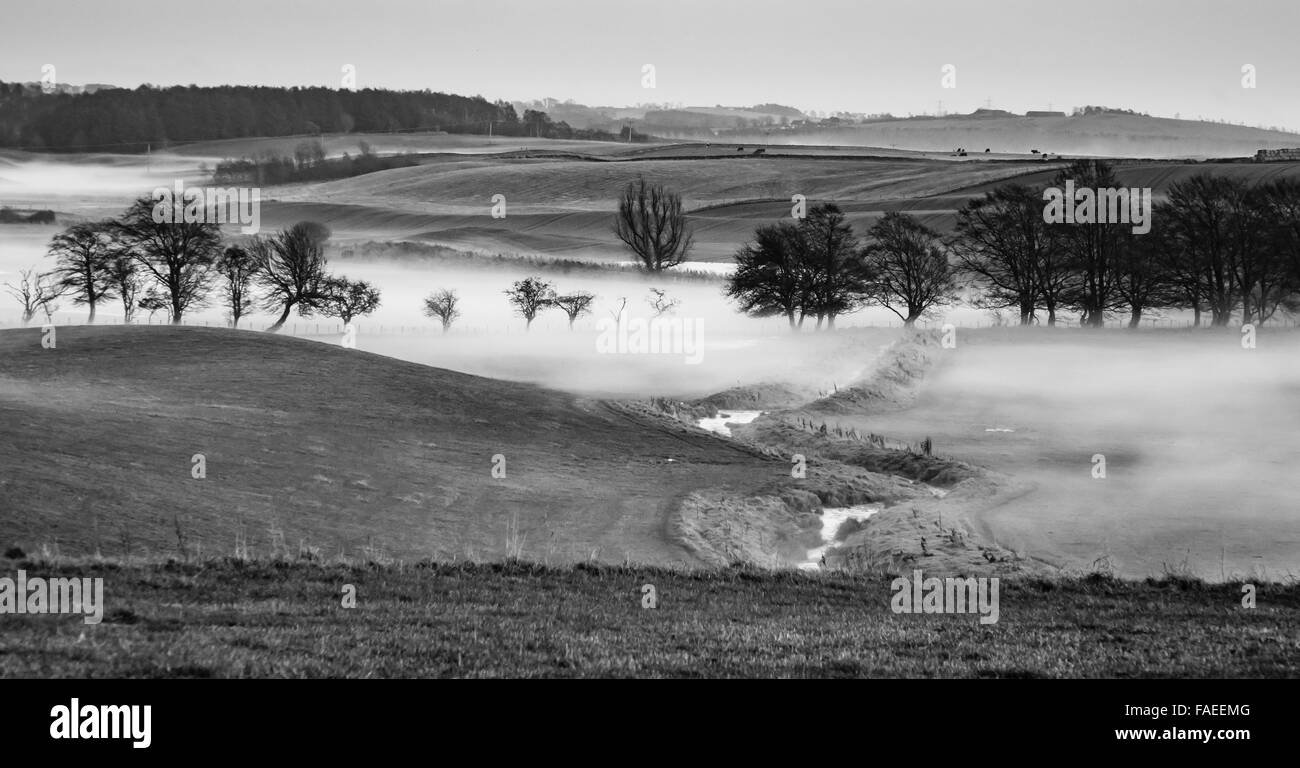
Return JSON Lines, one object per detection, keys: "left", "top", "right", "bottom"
{"left": 752, "top": 148, "right": 765, "bottom": 156}
{"left": 736, "top": 146, "right": 745, "bottom": 151}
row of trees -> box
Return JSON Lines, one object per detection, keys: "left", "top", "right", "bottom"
{"left": 422, "top": 279, "right": 597, "bottom": 332}
{"left": 421, "top": 284, "right": 680, "bottom": 332}
{"left": 720, "top": 160, "right": 1300, "bottom": 329}
{"left": 611, "top": 178, "right": 960, "bottom": 330}
{"left": 955, "top": 160, "right": 1300, "bottom": 327}
{"left": 6, "top": 200, "right": 380, "bottom": 329}
{"left": 211, "top": 140, "right": 420, "bottom": 185}
{"left": 726, "top": 205, "right": 953, "bottom": 328}
{"left": 0, "top": 82, "right": 628, "bottom": 151}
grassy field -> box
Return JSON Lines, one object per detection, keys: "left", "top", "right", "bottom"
{"left": 0, "top": 325, "right": 795, "bottom": 565}
{"left": 1, "top": 557, "right": 1295, "bottom": 678}
{"left": 0, "top": 325, "right": 926, "bottom": 567}
{"left": 258, "top": 154, "right": 1058, "bottom": 260}
{"left": 260, "top": 154, "right": 1300, "bottom": 262}
{"left": 769, "top": 112, "right": 1300, "bottom": 158}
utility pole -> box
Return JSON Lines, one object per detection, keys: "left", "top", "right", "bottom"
{"left": 937, "top": 100, "right": 943, "bottom": 117}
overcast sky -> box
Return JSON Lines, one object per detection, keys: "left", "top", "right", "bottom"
{"left": 4, "top": 0, "right": 1298, "bottom": 129}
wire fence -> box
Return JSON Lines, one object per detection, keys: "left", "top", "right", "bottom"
{"left": 1, "top": 314, "right": 1296, "bottom": 334}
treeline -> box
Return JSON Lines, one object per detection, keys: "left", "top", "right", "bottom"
{"left": 212, "top": 140, "right": 420, "bottom": 185}
{"left": 724, "top": 160, "right": 1300, "bottom": 328}
{"left": 0, "top": 207, "right": 56, "bottom": 224}
{"left": 954, "top": 160, "right": 1300, "bottom": 327}
{"left": 726, "top": 205, "right": 954, "bottom": 329}
{"left": 422, "top": 281, "right": 677, "bottom": 333}
{"left": 0, "top": 82, "right": 633, "bottom": 152}
{"left": 5, "top": 199, "right": 380, "bottom": 329}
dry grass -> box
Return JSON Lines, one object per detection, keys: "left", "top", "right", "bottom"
{"left": 1, "top": 556, "right": 1295, "bottom": 678}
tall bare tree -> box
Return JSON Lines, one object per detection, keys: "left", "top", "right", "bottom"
{"left": 114, "top": 194, "right": 222, "bottom": 324}
{"left": 952, "top": 185, "right": 1055, "bottom": 325}
{"left": 47, "top": 221, "right": 117, "bottom": 323}
{"left": 105, "top": 252, "right": 141, "bottom": 323}
{"left": 251, "top": 222, "right": 332, "bottom": 332}
{"left": 726, "top": 221, "right": 812, "bottom": 330}
{"left": 216, "top": 245, "right": 258, "bottom": 328}
{"left": 800, "top": 203, "right": 867, "bottom": 329}
{"left": 863, "top": 212, "right": 956, "bottom": 327}
{"left": 1050, "top": 160, "right": 1128, "bottom": 327}
{"left": 614, "top": 178, "right": 693, "bottom": 271}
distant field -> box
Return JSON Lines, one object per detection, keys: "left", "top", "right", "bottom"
{"left": 736, "top": 113, "right": 1300, "bottom": 159}
{"left": 0, "top": 559, "right": 1294, "bottom": 677}
{"left": 262, "top": 155, "right": 1057, "bottom": 260}
{"left": 276, "top": 154, "right": 1054, "bottom": 213}
{"left": 165, "top": 132, "right": 640, "bottom": 161}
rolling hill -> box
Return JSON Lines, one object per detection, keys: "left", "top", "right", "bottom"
{"left": 721, "top": 112, "right": 1300, "bottom": 159}
{"left": 0, "top": 326, "right": 822, "bottom": 564}
{"left": 258, "top": 153, "right": 1300, "bottom": 261}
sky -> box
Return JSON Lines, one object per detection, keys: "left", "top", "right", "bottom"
{"left": 3, "top": 0, "right": 1298, "bottom": 130}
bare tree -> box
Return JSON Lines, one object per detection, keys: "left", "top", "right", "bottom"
{"left": 215, "top": 245, "right": 258, "bottom": 328}
{"left": 5, "top": 268, "right": 63, "bottom": 325}
{"left": 138, "top": 289, "right": 169, "bottom": 323}
{"left": 614, "top": 178, "right": 694, "bottom": 271}
{"left": 105, "top": 253, "right": 141, "bottom": 323}
{"left": 318, "top": 276, "right": 381, "bottom": 324}
{"left": 952, "top": 185, "right": 1055, "bottom": 326}
{"left": 799, "top": 203, "right": 867, "bottom": 329}
{"left": 504, "top": 276, "right": 555, "bottom": 330}
{"left": 114, "top": 194, "right": 222, "bottom": 324}
{"left": 726, "top": 221, "right": 811, "bottom": 329}
{"left": 46, "top": 221, "right": 117, "bottom": 323}
{"left": 422, "top": 289, "right": 462, "bottom": 332}
{"left": 863, "top": 212, "right": 957, "bottom": 327}
{"left": 251, "top": 222, "right": 332, "bottom": 332}
{"left": 552, "top": 291, "right": 596, "bottom": 329}
{"left": 1050, "top": 160, "right": 1128, "bottom": 327}
{"left": 645, "top": 288, "right": 679, "bottom": 317}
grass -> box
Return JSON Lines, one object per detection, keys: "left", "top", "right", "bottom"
{"left": 1, "top": 556, "right": 1295, "bottom": 678}
{"left": 0, "top": 325, "right": 811, "bottom": 566}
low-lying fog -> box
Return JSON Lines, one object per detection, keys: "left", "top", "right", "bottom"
{"left": 4, "top": 155, "right": 1298, "bottom": 580}
{"left": 859, "top": 330, "right": 1300, "bottom": 580}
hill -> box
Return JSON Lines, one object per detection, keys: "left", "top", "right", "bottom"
{"left": 263, "top": 154, "right": 1058, "bottom": 260}
{"left": 0, "top": 326, "right": 822, "bottom": 564}
{"left": 744, "top": 113, "right": 1300, "bottom": 159}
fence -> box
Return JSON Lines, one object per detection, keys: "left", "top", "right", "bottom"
{"left": 1, "top": 314, "right": 1296, "bottom": 334}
